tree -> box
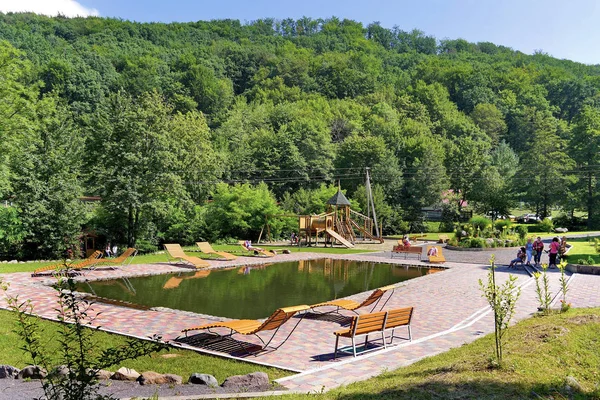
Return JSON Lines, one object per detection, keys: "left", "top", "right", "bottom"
{"left": 204, "top": 183, "right": 282, "bottom": 240}
{"left": 519, "top": 113, "right": 574, "bottom": 219}
{"left": 11, "top": 99, "right": 86, "bottom": 259}
{"left": 471, "top": 103, "right": 507, "bottom": 145}
{"left": 0, "top": 41, "right": 39, "bottom": 199}
{"left": 570, "top": 105, "right": 600, "bottom": 228}
{"left": 88, "top": 91, "right": 186, "bottom": 247}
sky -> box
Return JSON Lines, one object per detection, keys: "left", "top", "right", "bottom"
{"left": 1, "top": 0, "right": 599, "bottom": 64}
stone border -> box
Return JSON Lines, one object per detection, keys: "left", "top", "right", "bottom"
{"left": 566, "top": 264, "right": 600, "bottom": 275}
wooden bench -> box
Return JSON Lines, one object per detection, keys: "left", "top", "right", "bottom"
{"left": 333, "top": 307, "right": 414, "bottom": 358}
{"left": 409, "top": 234, "right": 426, "bottom": 242}
{"left": 391, "top": 245, "right": 422, "bottom": 260}
{"left": 438, "top": 234, "right": 449, "bottom": 243}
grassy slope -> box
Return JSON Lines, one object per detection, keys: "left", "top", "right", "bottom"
{"left": 0, "top": 309, "right": 290, "bottom": 383}
{"left": 260, "top": 308, "right": 600, "bottom": 399}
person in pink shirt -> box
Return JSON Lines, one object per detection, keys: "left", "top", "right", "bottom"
{"left": 548, "top": 237, "right": 561, "bottom": 269}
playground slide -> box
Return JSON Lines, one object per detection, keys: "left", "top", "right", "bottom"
{"left": 325, "top": 229, "right": 355, "bottom": 248}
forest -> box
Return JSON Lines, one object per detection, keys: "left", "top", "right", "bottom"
{"left": 1, "top": 13, "right": 600, "bottom": 260}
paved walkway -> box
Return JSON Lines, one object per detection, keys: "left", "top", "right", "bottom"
{"left": 1, "top": 250, "right": 599, "bottom": 395}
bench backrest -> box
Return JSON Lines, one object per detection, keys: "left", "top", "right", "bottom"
{"left": 385, "top": 307, "right": 413, "bottom": 329}
{"left": 348, "top": 311, "right": 387, "bottom": 336}
{"left": 164, "top": 244, "right": 186, "bottom": 258}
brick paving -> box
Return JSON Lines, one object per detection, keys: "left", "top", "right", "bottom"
{"left": 1, "top": 249, "right": 599, "bottom": 394}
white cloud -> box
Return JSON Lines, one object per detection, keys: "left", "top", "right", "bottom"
{"left": 0, "top": 0, "right": 99, "bottom": 18}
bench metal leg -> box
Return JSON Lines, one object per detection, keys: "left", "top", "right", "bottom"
{"left": 334, "top": 336, "right": 340, "bottom": 359}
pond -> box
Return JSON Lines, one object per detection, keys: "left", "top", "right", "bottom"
{"left": 77, "top": 258, "right": 443, "bottom": 319}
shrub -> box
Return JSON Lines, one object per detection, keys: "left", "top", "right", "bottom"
{"left": 469, "top": 216, "right": 492, "bottom": 231}
{"left": 470, "top": 237, "right": 486, "bottom": 248}
{"left": 538, "top": 218, "right": 554, "bottom": 233}
{"left": 135, "top": 239, "right": 158, "bottom": 254}
{"left": 494, "top": 219, "right": 512, "bottom": 231}
{"left": 515, "top": 225, "right": 528, "bottom": 240}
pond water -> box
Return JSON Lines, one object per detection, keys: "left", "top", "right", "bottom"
{"left": 77, "top": 259, "right": 443, "bottom": 319}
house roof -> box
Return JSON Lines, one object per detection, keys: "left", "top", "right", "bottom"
{"left": 326, "top": 189, "right": 351, "bottom": 206}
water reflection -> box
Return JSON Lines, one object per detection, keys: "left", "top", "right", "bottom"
{"left": 77, "top": 259, "right": 443, "bottom": 319}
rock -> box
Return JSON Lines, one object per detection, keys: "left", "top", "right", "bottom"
{"left": 8, "top": 260, "right": 17, "bottom": 264}
{"left": 110, "top": 367, "right": 140, "bottom": 381}
{"left": 282, "top": 249, "right": 291, "bottom": 254}
{"left": 163, "top": 374, "right": 183, "bottom": 384}
{"left": 221, "top": 372, "right": 269, "bottom": 390}
{"left": 0, "top": 365, "right": 20, "bottom": 379}
{"left": 87, "top": 369, "right": 112, "bottom": 380}
{"left": 555, "top": 227, "right": 569, "bottom": 233}
{"left": 17, "top": 365, "right": 47, "bottom": 380}
{"left": 189, "top": 373, "right": 218, "bottom": 387}
{"left": 49, "top": 365, "right": 70, "bottom": 379}
{"left": 137, "top": 371, "right": 182, "bottom": 385}
{"left": 565, "top": 376, "right": 582, "bottom": 392}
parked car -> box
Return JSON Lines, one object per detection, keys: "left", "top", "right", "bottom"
{"left": 517, "top": 213, "right": 542, "bottom": 223}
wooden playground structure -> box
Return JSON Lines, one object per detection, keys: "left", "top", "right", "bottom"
{"left": 262, "top": 188, "right": 383, "bottom": 248}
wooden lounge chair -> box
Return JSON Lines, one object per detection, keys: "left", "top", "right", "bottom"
{"left": 32, "top": 250, "right": 103, "bottom": 277}
{"left": 239, "top": 241, "right": 276, "bottom": 257}
{"left": 164, "top": 244, "right": 210, "bottom": 269}
{"left": 196, "top": 242, "right": 237, "bottom": 261}
{"left": 181, "top": 305, "right": 310, "bottom": 355}
{"left": 92, "top": 248, "right": 138, "bottom": 270}
{"left": 310, "top": 284, "right": 396, "bottom": 314}
{"left": 426, "top": 246, "right": 446, "bottom": 264}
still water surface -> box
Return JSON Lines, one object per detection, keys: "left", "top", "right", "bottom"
{"left": 77, "top": 259, "right": 442, "bottom": 319}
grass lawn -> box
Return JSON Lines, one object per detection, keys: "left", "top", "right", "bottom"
{"left": 0, "top": 245, "right": 372, "bottom": 274}
{"left": 563, "top": 237, "right": 600, "bottom": 266}
{"left": 0, "top": 309, "right": 290, "bottom": 383}
{"left": 257, "top": 308, "right": 600, "bottom": 399}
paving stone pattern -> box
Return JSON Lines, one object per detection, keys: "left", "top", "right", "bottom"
{"left": 1, "top": 249, "right": 599, "bottom": 394}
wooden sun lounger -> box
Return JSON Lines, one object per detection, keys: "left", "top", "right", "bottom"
{"left": 92, "top": 248, "right": 138, "bottom": 270}
{"left": 32, "top": 250, "right": 103, "bottom": 277}
{"left": 426, "top": 246, "right": 446, "bottom": 264}
{"left": 196, "top": 242, "right": 237, "bottom": 260}
{"left": 239, "top": 241, "right": 276, "bottom": 257}
{"left": 164, "top": 244, "right": 210, "bottom": 269}
{"left": 181, "top": 305, "right": 309, "bottom": 355}
{"left": 310, "top": 284, "right": 396, "bottom": 314}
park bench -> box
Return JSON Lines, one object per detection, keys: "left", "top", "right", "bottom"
{"left": 333, "top": 307, "right": 414, "bottom": 358}
{"left": 391, "top": 245, "right": 422, "bottom": 260}
{"left": 409, "top": 234, "right": 426, "bottom": 242}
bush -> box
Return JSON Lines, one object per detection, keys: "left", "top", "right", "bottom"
{"left": 538, "top": 218, "right": 554, "bottom": 233}
{"left": 135, "top": 239, "right": 158, "bottom": 254}
{"left": 470, "top": 237, "right": 486, "bottom": 248}
{"left": 494, "top": 219, "right": 512, "bottom": 231}
{"left": 469, "top": 216, "right": 492, "bottom": 231}
{"left": 515, "top": 225, "right": 528, "bottom": 240}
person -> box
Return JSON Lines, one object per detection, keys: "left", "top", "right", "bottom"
{"left": 244, "top": 240, "right": 263, "bottom": 252}
{"left": 112, "top": 244, "right": 118, "bottom": 257}
{"left": 402, "top": 235, "right": 411, "bottom": 247}
{"left": 558, "top": 236, "right": 568, "bottom": 262}
{"left": 509, "top": 247, "right": 526, "bottom": 269}
{"left": 290, "top": 232, "right": 298, "bottom": 245}
{"left": 427, "top": 246, "right": 438, "bottom": 257}
{"left": 525, "top": 238, "right": 534, "bottom": 266}
{"left": 533, "top": 236, "right": 544, "bottom": 267}
{"left": 105, "top": 243, "right": 112, "bottom": 258}
{"left": 548, "top": 237, "right": 561, "bottom": 269}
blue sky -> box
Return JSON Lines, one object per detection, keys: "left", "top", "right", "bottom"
{"left": 2, "top": 0, "right": 599, "bottom": 64}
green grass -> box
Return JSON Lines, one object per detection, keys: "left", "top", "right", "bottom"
{"left": 563, "top": 237, "right": 600, "bottom": 266}
{"left": 256, "top": 308, "right": 600, "bottom": 399}
{"left": 0, "top": 309, "right": 290, "bottom": 383}
{"left": 0, "top": 245, "right": 373, "bottom": 274}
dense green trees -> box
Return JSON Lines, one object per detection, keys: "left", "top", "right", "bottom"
{"left": 1, "top": 13, "right": 600, "bottom": 259}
